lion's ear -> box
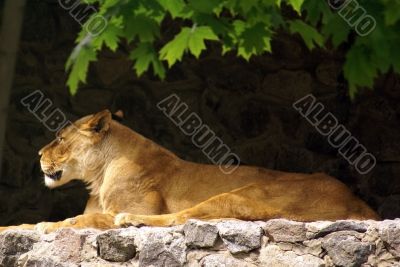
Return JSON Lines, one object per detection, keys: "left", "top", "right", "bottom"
{"left": 114, "top": 110, "right": 124, "bottom": 119}
{"left": 112, "top": 110, "right": 124, "bottom": 122}
{"left": 80, "top": 110, "right": 112, "bottom": 135}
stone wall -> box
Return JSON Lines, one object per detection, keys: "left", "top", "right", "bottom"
{"left": 1, "top": 219, "right": 400, "bottom": 266}
{"left": 1, "top": 0, "right": 400, "bottom": 227}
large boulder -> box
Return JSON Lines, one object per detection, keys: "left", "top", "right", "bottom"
{"left": 0, "top": 230, "right": 39, "bottom": 267}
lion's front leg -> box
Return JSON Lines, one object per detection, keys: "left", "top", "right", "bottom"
{"left": 35, "top": 213, "right": 116, "bottom": 234}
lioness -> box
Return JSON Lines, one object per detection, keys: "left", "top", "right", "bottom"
{"left": 0, "top": 110, "right": 379, "bottom": 233}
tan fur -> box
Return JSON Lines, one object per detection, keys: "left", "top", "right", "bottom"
{"left": 0, "top": 110, "right": 380, "bottom": 233}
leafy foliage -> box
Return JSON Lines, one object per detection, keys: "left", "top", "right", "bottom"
{"left": 159, "top": 26, "right": 218, "bottom": 66}
{"left": 66, "top": 0, "right": 400, "bottom": 98}
{"left": 289, "top": 20, "right": 323, "bottom": 50}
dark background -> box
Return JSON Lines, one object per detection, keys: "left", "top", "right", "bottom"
{"left": 1, "top": 0, "right": 400, "bottom": 226}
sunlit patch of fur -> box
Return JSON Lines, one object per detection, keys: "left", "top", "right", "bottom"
{"left": 77, "top": 142, "right": 112, "bottom": 196}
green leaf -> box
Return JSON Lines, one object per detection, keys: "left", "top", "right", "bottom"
{"left": 160, "top": 26, "right": 218, "bottom": 66}
{"left": 246, "top": 8, "right": 273, "bottom": 26}
{"left": 192, "top": 13, "right": 232, "bottom": 35}
{"left": 188, "top": 26, "right": 219, "bottom": 58}
{"left": 139, "top": 0, "right": 164, "bottom": 14}
{"left": 101, "top": 0, "right": 120, "bottom": 10}
{"left": 221, "top": 35, "right": 235, "bottom": 55}
{"left": 321, "top": 16, "right": 350, "bottom": 48}
{"left": 237, "top": 23, "right": 272, "bottom": 60}
{"left": 286, "top": 0, "right": 304, "bottom": 14}
{"left": 152, "top": 57, "right": 167, "bottom": 79}
{"left": 91, "top": 16, "right": 123, "bottom": 51}
{"left": 130, "top": 43, "right": 154, "bottom": 76}
{"left": 159, "top": 28, "right": 191, "bottom": 67}
{"left": 224, "top": 0, "right": 240, "bottom": 14}
{"left": 289, "top": 20, "right": 323, "bottom": 50}
{"left": 188, "top": 0, "right": 219, "bottom": 14}
{"left": 129, "top": 43, "right": 166, "bottom": 78}
{"left": 261, "top": 0, "right": 282, "bottom": 7}
{"left": 124, "top": 14, "right": 160, "bottom": 42}
{"left": 66, "top": 45, "right": 97, "bottom": 95}
{"left": 158, "top": 0, "right": 186, "bottom": 18}
{"left": 302, "top": 0, "right": 333, "bottom": 26}
{"left": 343, "top": 46, "right": 377, "bottom": 98}
{"left": 233, "top": 20, "right": 246, "bottom": 37}
{"left": 238, "top": 0, "right": 259, "bottom": 14}
{"left": 365, "top": 25, "right": 392, "bottom": 73}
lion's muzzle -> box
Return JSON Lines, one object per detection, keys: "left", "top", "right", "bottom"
{"left": 44, "top": 170, "right": 63, "bottom": 181}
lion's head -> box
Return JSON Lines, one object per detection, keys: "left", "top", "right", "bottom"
{"left": 39, "top": 110, "right": 114, "bottom": 188}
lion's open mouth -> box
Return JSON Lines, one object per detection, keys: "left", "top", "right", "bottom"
{"left": 45, "top": 170, "right": 63, "bottom": 181}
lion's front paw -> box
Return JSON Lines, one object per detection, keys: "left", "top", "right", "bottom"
{"left": 34, "top": 222, "right": 57, "bottom": 234}
{"left": 114, "top": 213, "right": 146, "bottom": 228}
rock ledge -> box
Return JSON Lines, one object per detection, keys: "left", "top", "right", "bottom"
{"left": 1, "top": 219, "right": 399, "bottom": 266}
